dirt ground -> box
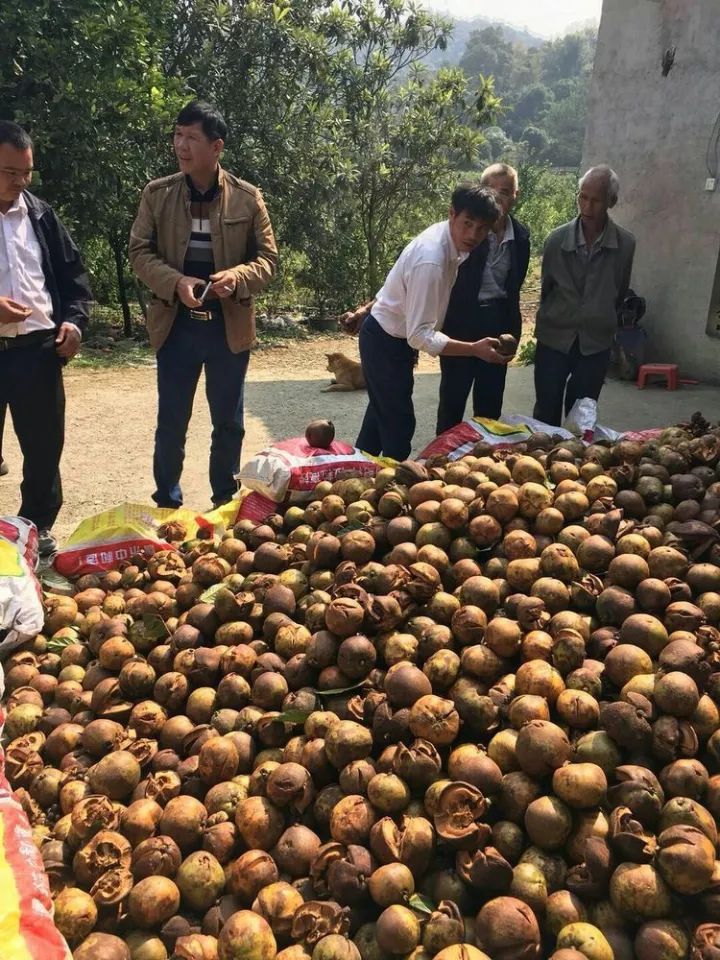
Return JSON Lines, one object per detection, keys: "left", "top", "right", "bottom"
{"left": 3, "top": 332, "right": 720, "bottom": 545}
{"left": 0, "top": 336, "right": 438, "bottom": 542}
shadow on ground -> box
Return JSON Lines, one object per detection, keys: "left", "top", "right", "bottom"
{"left": 245, "top": 365, "right": 720, "bottom": 456}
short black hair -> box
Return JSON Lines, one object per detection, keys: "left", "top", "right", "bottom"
{"left": 0, "top": 121, "right": 33, "bottom": 151}
{"left": 451, "top": 182, "right": 501, "bottom": 223}
{"left": 175, "top": 101, "right": 227, "bottom": 142}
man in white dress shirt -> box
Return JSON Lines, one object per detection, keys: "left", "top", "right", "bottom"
{"left": 0, "top": 121, "right": 93, "bottom": 555}
{"left": 349, "top": 183, "right": 509, "bottom": 460}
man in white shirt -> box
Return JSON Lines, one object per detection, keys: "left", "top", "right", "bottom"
{"left": 0, "top": 122, "right": 93, "bottom": 555}
{"left": 436, "top": 163, "right": 531, "bottom": 432}
{"left": 346, "top": 184, "right": 509, "bottom": 460}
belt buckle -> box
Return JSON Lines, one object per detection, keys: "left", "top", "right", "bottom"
{"left": 0, "top": 337, "right": 10, "bottom": 351}
{"left": 189, "top": 309, "right": 212, "bottom": 322}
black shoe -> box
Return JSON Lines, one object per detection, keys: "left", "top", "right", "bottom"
{"left": 0, "top": 458, "right": 7, "bottom": 477}
{"left": 38, "top": 529, "right": 58, "bottom": 558}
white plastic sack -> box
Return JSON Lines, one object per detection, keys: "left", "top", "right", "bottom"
{"left": 593, "top": 423, "right": 625, "bottom": 443}
{"left": 238, "top": 436, "right": 379, "bottom": 503}
{"left": 563, "top": 399, "right": 625, "bottom": 443}
{"left": 564, "top": 398, "right": 598, "bottom": 440}
{"left": 0, "top": 518, "right": 44, "bottom": 658}
{"left": 418, "top": 415, "right": 575, "bottom": 462}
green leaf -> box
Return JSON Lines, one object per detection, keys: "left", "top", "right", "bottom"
{"left": 47, "top": 630, "right": 80, "bottom": 653}
{"left": 142, "top": 613, "right": 169, "bottom": 641}
{"left": 274, "top": 709, "right": 313, "bottom": 724}
{"left": 202, "top": 583, "right": 227, "bottom": 604}
{"left": 408, "top": 893, "right": 435, "bottom": 915}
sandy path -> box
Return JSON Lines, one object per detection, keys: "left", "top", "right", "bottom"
{"left": 3, "top": 334, "right": 720, "bottom": 544}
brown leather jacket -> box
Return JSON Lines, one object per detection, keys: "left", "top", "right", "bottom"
{"left": 128, "top": 166, "right": 277, "bottom": 353}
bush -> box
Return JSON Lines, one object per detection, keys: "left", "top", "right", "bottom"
{"left": 513, "top": 163, "right": 577, "bottom": 253}
{"left": 516, "top": 337, "right": 536, "bottom": 366}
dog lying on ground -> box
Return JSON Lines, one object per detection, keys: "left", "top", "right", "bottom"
{"left": 322, "top": 352, "right": 367, "bottom": 392}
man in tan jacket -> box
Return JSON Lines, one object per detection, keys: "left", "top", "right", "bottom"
{"left": 129, "top": 100, "right": 277, "bottom": 508}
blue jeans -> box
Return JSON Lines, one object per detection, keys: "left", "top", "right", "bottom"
{"left": 356, "top": 315, "right": 416, "bottom": 461}
{"left": 153, "top": 313, "right": 250, "bottom": 508}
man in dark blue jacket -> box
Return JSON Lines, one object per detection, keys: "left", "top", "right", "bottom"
{"left": 436, "top": 163, "right": 530, "bottom": 434}
{"left": 0, "top": 121, "right": 93, "bottom": 555}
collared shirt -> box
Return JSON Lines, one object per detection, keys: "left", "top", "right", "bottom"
{"left": 536, "top": 215, "right": 636, "bottom": 355}
{"left": 575, "top": 218, "right": 606, "bottom": 262}
{"left": 372, "top": 220, "right": 468, "bottom": 356}
{"left": 478, "top": 216, "right": 514, "bottom": 302}
{"left": 0, "top": 193, "right": 54, "bottom": 337}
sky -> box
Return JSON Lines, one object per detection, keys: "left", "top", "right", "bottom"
{"left": 425, "top": 0, "right": 603, "bottom": 37}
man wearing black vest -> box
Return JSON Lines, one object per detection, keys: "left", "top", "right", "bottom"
{"left": 436, "top": 163, "right": 530, "bottom": 434}
{"left": 0, "top": 121, "right": 92, "bottom": 555}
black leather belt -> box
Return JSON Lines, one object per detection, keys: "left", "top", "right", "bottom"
{"left": 179, "top": 306, "right": 221, "bottom": 323}
{"left": 0, "top": 330, "right": 56, "bottom": 351}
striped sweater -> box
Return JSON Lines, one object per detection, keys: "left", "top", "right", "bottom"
{"left": 184, "top": 174, "right": 220, "bottom": 313}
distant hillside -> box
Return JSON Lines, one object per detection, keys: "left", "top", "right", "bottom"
{"left": 424, "top": 15, "right": 545, "bottom": 69}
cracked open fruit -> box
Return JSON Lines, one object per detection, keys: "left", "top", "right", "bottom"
{"left": 12, "top": 420, "right": 720, "bottom": 957}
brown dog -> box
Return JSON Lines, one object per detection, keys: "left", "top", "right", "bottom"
{"left": 322, "top": 352, "right": 366, "bottom": 392}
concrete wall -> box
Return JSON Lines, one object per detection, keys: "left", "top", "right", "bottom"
{"left": 582, "top": 0, "right": 720, "bottom": 381}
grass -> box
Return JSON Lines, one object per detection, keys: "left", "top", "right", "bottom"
{"left": 73, "top": 340, "right": 155, "bottom": 369}
{"left": 72, "top": 304, "right": 327, "bottom": 368}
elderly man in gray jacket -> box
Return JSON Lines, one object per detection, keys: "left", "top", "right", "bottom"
{"left": 533, "top": 165, "right": 635, "bottom": 426}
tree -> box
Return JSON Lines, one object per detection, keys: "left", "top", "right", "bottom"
{"left": 480, "top": 126, "right": 512, "bottom": 164}
{"left": 520, "top": 125, "right": 550, "bottom": 159}
{"left": 506, "top": 83, "right": 553, "bottom": 140}
{"left": 513, "top": 163, "right": 576, "bottom": 253}
{"left": 459, "top": 26, "right": 514, "bottom": 95}
{"left": 344, "top": 2, "right": 488, "bottom": 300}
{"left": 541, "top": 28, "right": 596, "bottom": 85}
{"left": 0, "top": 0, "right": 186, "bottom": 334}
{"left": 542, "top": 81, "right": 589, "bottom": 167}
{"left": 1, "top": 0, "right": 529, "bottom": 322}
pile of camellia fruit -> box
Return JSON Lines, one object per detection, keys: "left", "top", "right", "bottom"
{"left": 4, "top": 418, "right": 720, "bottom": 960}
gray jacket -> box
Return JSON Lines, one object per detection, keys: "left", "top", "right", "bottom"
{"left": 536, "top": 216, "right": 635, "bottom": 355}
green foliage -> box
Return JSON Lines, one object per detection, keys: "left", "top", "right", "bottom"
{"left": 513, "top": 163, "right": 577, "bottom": 253}
{"left": 515, "top": 337, "right": 536, "bottom": 366}
{"left": 0, "top": 0, "right": 593, "bottom": 322}
{"left": 540, "top": 29, "right": 597, "bottom": 86}
{"left": 2, "top": 0, "right": 494, "bottom": 316}
{"left": 507, "top": 84, "right": 553, "bottom": 141}
{"left": 542, "top": 82, "right": 590, "bottom": 167}
{"left": 521, "top": 125, "right": 550, "bottom": 160}
{"left": 457, "top": 23, "right": 596, "bottom": 170}
{"left": 459, "top": 26, "right": 514, "bottom": 95}
{"left": 0, "top": 0, "right": 186, "bottom": 332}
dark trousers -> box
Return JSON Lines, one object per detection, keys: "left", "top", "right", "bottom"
{"left": 0, "top": 336, "right": 64, "bottom": 530}
{"left": 356, "top": 315, "right": 416, "bottom": 461}
{"left": 533, "top": 339, "right": 611, "bottom": 427}
{"left": 436, "top": 301, "right": 510, "bottom": 434}
{"left": 154, "top": 314, "right": 250, "bottom": 508}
